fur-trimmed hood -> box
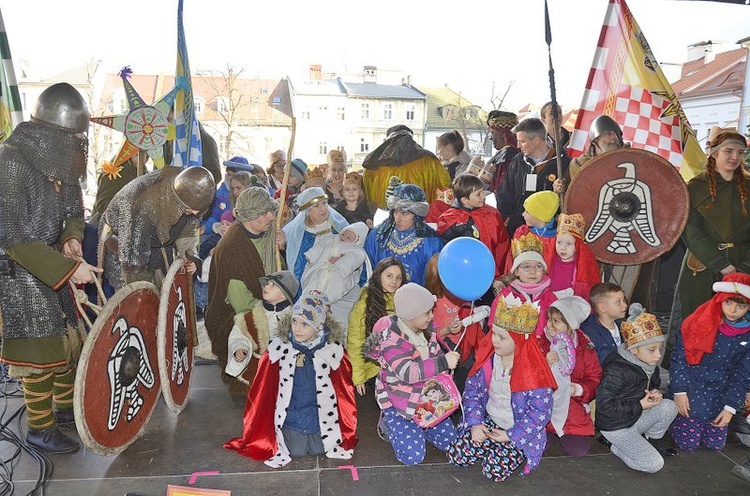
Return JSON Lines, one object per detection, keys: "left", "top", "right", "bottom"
{"left": 273, "top": 312, "right": 346, "bottom": 345}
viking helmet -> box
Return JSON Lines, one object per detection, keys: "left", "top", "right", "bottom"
{"left": 32, "top": 83, "right": 90, "bottom": 133}
{"left": 588, "top": 115, "right": 623, "bottom": 144}
{"left": 173, "top": 166, "right": 216, "bottom": 213}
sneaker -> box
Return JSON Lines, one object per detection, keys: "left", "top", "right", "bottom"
{"left": 597, "top": 434, "right": 611, "bottom": 449}
{"left": 26, "top": 425, "right": 79, "bottom": 454}
{"left": 732, "top": 460, "right": 750, "bottom": 484}
{"left": 376, "top": 416, "right": 389, "bottom": 440}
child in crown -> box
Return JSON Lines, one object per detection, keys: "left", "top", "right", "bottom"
{"left": 447, "top": 293, "right": 557, "bottom": 482}
{"left": 334, "top": 172, "right": 378, "bottom": 229}
{"left": 494, "top": 233, "right": 557, "bottom": 337}
{"left": 669, "top": 272, "right": 750, "bottom": 452}
{"left": 543, "top": 212, "right": 601, "bottom": 300}
{"left": 595, "top": 305, "right": 678, "bottom": 473}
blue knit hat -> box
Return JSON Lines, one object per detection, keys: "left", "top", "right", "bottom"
{"left": 222, "top": 155, "right": 255, "bottom": 173}
{"left": 387, "top": 183, "right": 429, "bottom": 217}
{"left": 290, "top": 158, "right": 308, "bottom": 182}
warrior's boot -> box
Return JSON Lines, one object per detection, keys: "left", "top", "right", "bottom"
{"left": 23, "top": 372, "right": 79, "bottom": 453}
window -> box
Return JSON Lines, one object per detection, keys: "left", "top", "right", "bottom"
{"left": 261, "top": 88, "right": 268, "bottom": 95}
{"left": 194, "top": 99, "right": 204, "bottom": 114}
{"left": 217, "top": 98, "right": 227, "bottom": 113}
{"left": 319, "top": 142, "right": 327, "bottom": 155}
{"left": 361, "top": 103, "right": 370, "bottom": 119}
{"left": 383, "top": 103, "right": 393, "bottom": 120}
{"left": 337, "top": 107, "right": 345, "bottom": 120}
{"left": 301, "top": 110, "right": 311, "bottom": 120}
{"left": 360, "top": 137, "right": 369, "bottom": 153}
{"left": 405, "top": 103, "right": 415, "bottom": 121}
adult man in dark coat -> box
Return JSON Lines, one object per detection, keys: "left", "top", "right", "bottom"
{"left": 0, "top": 83, "right": 100, "bottom": 453}
{"left": 205, "top": 186, "right": 280, "bottom": 395}
{"left": 496, "top": 117, "right": 570, "bottom": 237}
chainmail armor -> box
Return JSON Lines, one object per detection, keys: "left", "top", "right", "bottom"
{"left": 100, "top": 167, "right": 199, "bottom": 289}
{"left": 0, "top": 122, "right": 84, "bottom": 339}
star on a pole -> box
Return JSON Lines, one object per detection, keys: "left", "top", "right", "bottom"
{"left": 92, "top": 67, "right": 184, "bottom": 174}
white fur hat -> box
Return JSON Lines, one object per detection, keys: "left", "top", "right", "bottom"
{"left": 550, "top": 296, "right": 592, "bottom": 330}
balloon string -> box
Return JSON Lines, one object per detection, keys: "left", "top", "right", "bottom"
{"left": 452, "top": 301, "right": 475, "bottom": 352}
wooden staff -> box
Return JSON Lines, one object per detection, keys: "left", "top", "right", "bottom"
{"left": 275, "top": 115, "right": 296, "bottom": 271}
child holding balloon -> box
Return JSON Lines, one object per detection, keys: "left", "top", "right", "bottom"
{"left": 543, "top": 213, "right": 601, "bottom": 300}
{"left": 437, "top": 173, "right": 510, "bottom": 294}
{"left": 426, "top": 253, "right": 491, "bottom": 392}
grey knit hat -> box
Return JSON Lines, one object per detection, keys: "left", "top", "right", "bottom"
{"left": 233, "top": 186, "right": 278, "bottom": 222}
{"left": 259, "top": 270, "right": 299, "bottom": 303}
{"left": 394, "top": 283, "right": 436, "bottom": 321}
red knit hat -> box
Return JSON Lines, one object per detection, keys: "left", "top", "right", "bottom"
{"left": 682, "top": 273, "right": 750, "bottom": 365}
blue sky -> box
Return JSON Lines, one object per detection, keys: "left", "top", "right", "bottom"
{"left": 1, "top": 0, "right": 749, "bottom": 111}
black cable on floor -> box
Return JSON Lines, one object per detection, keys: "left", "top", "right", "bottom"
{"left": 0, "top": 362, "right": 53, "bottom": 495}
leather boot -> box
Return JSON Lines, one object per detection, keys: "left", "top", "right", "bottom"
{"left": 54, "top": 408, "right": 76, "bottom": 425}
{"left": 26, "top": 425, "right": 79, "bottom": 454}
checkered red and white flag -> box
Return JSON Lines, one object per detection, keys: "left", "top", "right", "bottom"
{"left": 568, "top": 0, "right": 705, "bottom": 181}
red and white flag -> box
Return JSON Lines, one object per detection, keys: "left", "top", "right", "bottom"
{"left": 568, "top": 0, "right": 705, "bottom": 181}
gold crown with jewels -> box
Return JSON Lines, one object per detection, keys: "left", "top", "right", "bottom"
{"left": 511, "top": 232, "right": 544, "bottom": 259}
{"left": 493, "top": 297, "right": 539, "bottom": 335}
{"left": 557, "top": 213, "right": 586, "bottom": 239}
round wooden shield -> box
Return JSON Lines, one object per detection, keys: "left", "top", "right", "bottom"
{"left": 564, "top": 148, "right": 688, "bottom": 265}
{"left": 74, "top": 282, "right": 161, "bottom": 456}
{"left": 157, "top": 259, "right": 195, "bottom": 415}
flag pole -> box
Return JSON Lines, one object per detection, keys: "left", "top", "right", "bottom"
{"left": 544, "top": 0, "right": 565, "bottom": 210}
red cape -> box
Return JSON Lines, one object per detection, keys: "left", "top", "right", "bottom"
{"left": 437, "top": 205, "right": 510, "bottom": 279}
{"left": 224, "top": 352, "right": 358, "bottom": 460}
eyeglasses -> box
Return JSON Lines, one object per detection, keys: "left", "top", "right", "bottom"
{"left": 517, "top": 264, "right": 545, "bottom": 272}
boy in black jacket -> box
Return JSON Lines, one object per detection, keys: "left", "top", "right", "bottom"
{"left": 595, "top": 305, "right": 678, "bottom": 473}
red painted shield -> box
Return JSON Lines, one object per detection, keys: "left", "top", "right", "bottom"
{"left": 74, "top": 282, "right": 161, "bottom": 456}
{"left": 564, "top": 148, "right": 688, "bottom": 265}
{"left": 157, "top": 259, "right": 196, "bottom": 414}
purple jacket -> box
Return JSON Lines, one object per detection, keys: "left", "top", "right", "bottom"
{"left": 363, "top": 315, "right": 449, "bottom": 420}
{"left": 463, "top": 356, "right": 553, "bottom": 474}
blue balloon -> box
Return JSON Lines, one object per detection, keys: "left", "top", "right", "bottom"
{"left": 437, "top": 237, "right": 495, "bottom": 301}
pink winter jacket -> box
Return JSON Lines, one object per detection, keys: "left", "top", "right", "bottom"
{"left": 363, "top": 315, "right": 449, "bottom": 420}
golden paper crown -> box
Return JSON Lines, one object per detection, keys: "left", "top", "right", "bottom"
{"left": 557, "top": 213, "right": 586, "bottom": 239}
{"left": 344, "top": 171, "right": 363, "bottom": 185}
{"left": 493, "top": 297, "right": 539, "bottom": 335}
{"left": 327, "top": 149, "right": 345, "bottom": 164}
{"left": 621, "top": 312, "right": 663, "bottom": 348}
{"left": 304, "top": 166, "right": 326, "bottom": 183}
{"left": 435, "top": 187, "right": 455, "bottom": 204}
{"left": 466, "top": 161, "right": 494, "bottom": 184}
{"left": 511, "top": 233, "right": 544, "bottom": 259}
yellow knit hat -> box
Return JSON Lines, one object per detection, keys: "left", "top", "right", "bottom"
{"left": 523, "top": 191, "right": 560, "bottom": 223}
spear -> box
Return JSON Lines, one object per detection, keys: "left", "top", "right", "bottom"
{"left": 275, "top": 76, "right": 296, "bottom": 271}
{"left": 545, "top": 0, "right": 564, "bottom": 207}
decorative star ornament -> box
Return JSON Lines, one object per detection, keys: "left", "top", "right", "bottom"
{"left": 92, "top": 67, "right": 185, "bottom": 177}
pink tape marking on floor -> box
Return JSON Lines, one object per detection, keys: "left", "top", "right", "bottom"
{"left": 338, "top": 465, "right": 360, "bottom": 481}
{"left": 188, "top": 470, "right": 220, "bottom": 484}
